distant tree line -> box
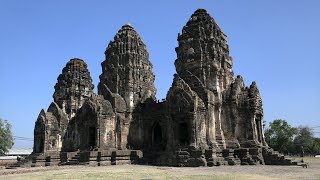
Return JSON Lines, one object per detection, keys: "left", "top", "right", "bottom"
{"left": 264, "top": 119, "right": 320, "bottom": 156}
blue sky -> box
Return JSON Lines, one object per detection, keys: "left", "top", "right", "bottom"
{"left": 0, "top": 1, "right": 319, "bottom": 148}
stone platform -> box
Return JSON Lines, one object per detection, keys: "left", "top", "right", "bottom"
{"left": 7, "top": 150, "right": 143, "bottom": 168}
{"left": 6, "top": 147, "right": 297, "bottom": 168}
{"left": 123, "top": 147, "right": 297, "bottom": 167}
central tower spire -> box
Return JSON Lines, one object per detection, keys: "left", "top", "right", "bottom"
{"left": 99, "top": 24, "right": 156, "bottom": 110}
{"left": 175, "top": 9, "right": 234, "bottom": 92}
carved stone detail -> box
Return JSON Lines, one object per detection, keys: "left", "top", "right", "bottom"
{"left": 31, "top": 9, "right": 292, "bottom": 167}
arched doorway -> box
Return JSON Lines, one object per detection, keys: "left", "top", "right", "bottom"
{"left": 179, "top": 122, "right": 189, "bottom": 145}
{"left": 255, "top": 114, "right": 262, "bottom": 143}
{"left": 88, "top": 127, "right": 96, "bottom": 147}
{"left": 35, "top": 137, "right": 44, "bottom": 153}
{"left": 153, "top": 122, "right": 162, "bottom": 145}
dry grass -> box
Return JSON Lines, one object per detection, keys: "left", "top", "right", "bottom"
{"left": 1, "top": 157, "right": 320, "bottom": 180}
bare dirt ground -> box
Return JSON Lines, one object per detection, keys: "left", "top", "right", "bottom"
{"left": 0, "top": 157, "right": 319, "bottom": 180}
{"left": 0, "top": 160, "right": 16, "bottom": 167}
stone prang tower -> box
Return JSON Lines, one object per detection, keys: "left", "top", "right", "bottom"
{"left": 30, "top": 9, "right": 295, "bottom": 167}
{"left": 34, "top": 58, "right": 93, "bottom": 153}
{"left": 98, "top": 24, "right": 156, "bottom": 150}
{"left": 53, "top": 58, "right": 94, "bottom": 119}
{"left": 99, "top": 24, "right": 156, "bottom": 109}
{"left": 168, "top": 8, "right": 235, "bottom": 150}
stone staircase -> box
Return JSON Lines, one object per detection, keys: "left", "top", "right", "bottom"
{"left": 5, "top": 152, "right": 51, "bottom": 169}
{"left": 222, "top": 149, "right": 241, "bottom": 165}
{"left": 233, "top": 148, "right": 264, "bottom": 165}
{"left": 61, "top": 150, "right": 143, "bottom": 166}
{"left": 5, "top": 156, "right": 32, "bottom": 169}
{"left": 262, "top": 147, "right": 297, "bottom": 165}
{"left": 205, "top": 149, "right": 226, "bottom": 166}
{"left": 62, "top": 153, "right": 81, "bottom": 165}
{"left": 139, "top": 151, "right": 159, "bottom": 165}
{"left": 174, "top": 148, "right": 207, "bottom": 167}
{"left": 60, "top": 151, "right": 83, "bottom": 166}
{"left": 175, "top": 150, "right": 191, "bottom": 166}
{"left": 173, "top": 148, "right": 264, "bottom": 167}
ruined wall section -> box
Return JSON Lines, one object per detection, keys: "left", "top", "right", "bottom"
{"left": 62, "top": 95, "right": 116, "bottom": 151}
{"left": 33, "top": 109, "right": 61, "bottom": 153}
{"left": 166, "top": 74, "right": 207, "bottom": 150}
{"left": 221, "top": 75, "right": 265, "bottom": 148}
{"left": 139, "top": 101, "right": 167, "bottom": 151}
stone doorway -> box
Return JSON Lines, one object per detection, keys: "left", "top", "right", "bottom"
{"left": 35, "top": 137, "right": 44, "bottom": 153}
{"left": 256, "top": 115, "right": 262, "bottom": 143}
{"left": 88, "top": 127, "right": 96, "bottom": 148}
{"left": 153, "top": 122, "right": 162, "bottom": 145}
{"left": 179, "top": 122, "right": 189, "bottom": 145}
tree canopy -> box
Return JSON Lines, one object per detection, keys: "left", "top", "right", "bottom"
{"left": 294, "top": 126, "right": 320, "bottom": 155}
{"left": 0, "top": 118, "right": 14, "bottom": 155}
{"left": 264, "top": 119, "right": 297, "bottom": 154}
{"left": 265, "top": 119, "right": 320, "bottom": 156}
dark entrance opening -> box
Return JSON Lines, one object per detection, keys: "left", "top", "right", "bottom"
{"left": 256, "top": 115, "right": 262, "bottom": 143}
{"left": 36, "top": 137, "right": 44, "bottom": 153}
{"left": 89, "top": 127, "right": 96, "bottom": 147}
{"left": 153, "top": 123, "right": 162, "bottom": 144}
{"left": 116, "top": 119, "right": 121, "bottom": 149}
{"left": 179, "top": 122, "right": 189, "bottom": 145}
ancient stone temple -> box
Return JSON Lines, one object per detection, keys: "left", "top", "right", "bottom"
{"left": 24, "top": 9, "right": 296, "bottom": 168}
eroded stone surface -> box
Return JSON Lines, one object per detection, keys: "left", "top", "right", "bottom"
{"left": 99, "top": 24, "right": 156, "bottom": 110}
{"left": 30, "top": 9, "right": 294, "bottom": 168}
{"left": 53, "top": 58, "right": 94, "bottom": 118}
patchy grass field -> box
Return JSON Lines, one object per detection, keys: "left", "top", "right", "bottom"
{"left": 0, "top": 157, "right": 319, "bottom": 180}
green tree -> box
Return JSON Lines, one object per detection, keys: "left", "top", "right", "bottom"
{"left": 293, "top": 126, "right": 313, "bottom": 154}
{"left": 311, "top": 138, "right": 320, "bottom": 155}
{"left": 294, "top": 127, "right": 320, "bottom": 156}
{"left": 0, "top": 118, "right": 14, "bottom": 155}
{"left": 309, "top": 138, "right": 320, "bottom": 156}
{"left": 264, "top": 119, "right": 297, "bottom": 154}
